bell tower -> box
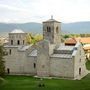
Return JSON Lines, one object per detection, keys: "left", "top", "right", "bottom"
{"left": 43, "top": 16, "right": 61, "bottom": 45}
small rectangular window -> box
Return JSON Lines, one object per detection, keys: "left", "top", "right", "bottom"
{"left": 79, "top": 68, "right": 81, "bottom": 75}
{"left": 9, "top": 49, "right": 11, "bottom": 55}
{"left": 17, "top": 40, "right": 20, "bottom": 45}
{"left": 34, "top": 63, "right": 36, "bottom": 68}
{"left": 7, "top": 68, "right": 10, "bottom": 74}
{"left": 11, "top": 40, "right": 13, "bottom": 45}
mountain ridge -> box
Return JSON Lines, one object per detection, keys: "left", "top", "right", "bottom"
{"left": 0, "top": 21, "right": 90, "bottom": 36}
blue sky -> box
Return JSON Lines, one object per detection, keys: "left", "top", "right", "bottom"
{"left": 0, "top": 0, "right": 90, "bottom": 23}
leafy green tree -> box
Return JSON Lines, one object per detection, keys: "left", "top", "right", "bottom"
{"left": 63, "top": 34, "right": 69, "bottom": 39}
{"left": 26, "top": 33, "right": 43, "bottom": 45}
{"left": 26, "top": 33, "right": 33, "bottom": 44}
{"left": 0, "top": 45, "right": 5, "bottom": 77}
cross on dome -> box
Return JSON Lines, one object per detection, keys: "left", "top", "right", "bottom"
{"left": 51, "top": 15, "right": 53, "bottom": 19}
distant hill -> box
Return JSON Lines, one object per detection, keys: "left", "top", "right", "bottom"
{"left": 0, "top": 22, "right": 42, "bottom": 36}
{"left": 62, "top": 22, "right": 90, "bottom": 34}
{"left": 0, "top": 21, "right": 90, "bottom": 36}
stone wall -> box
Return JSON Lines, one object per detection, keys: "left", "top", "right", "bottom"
{"left": 4, "top": 46, "right": 37, "bottom": 75}
{"left": 37, "top": 40, "right": 50, "bottom": 76}
{"left": 5, "top": 47, "right": 26, "bottom": 74}
{"left": 9, "top": 33, "right": 27, "bottom": 46}
{"left": 24, "top": 56, "right": 37, "bottom": 75}
{"left": 50, "top": 57, "right": 74, "bottom": 78}
{"left": 72, "top": 43, "right": 88, "bottom": 79}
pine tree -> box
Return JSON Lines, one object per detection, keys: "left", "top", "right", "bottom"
{"left": 0, "top": 45, "right": 5, "bottom": 76}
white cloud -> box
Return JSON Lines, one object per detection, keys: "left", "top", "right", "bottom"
{"left": 0, "top": 4, "right": 29, "bottom": 12}
{"left": 0, "top": 0, "right": 90, "bottom": 23}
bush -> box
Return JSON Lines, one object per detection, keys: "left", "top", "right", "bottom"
{"left": 0, "top": 45, "right": 5, "bottom": 76}
{"left": 86, "top": 60, "right": 90, "bottom": 70}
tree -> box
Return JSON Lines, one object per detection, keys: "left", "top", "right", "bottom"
{"left": 34, "top": 34, "right": 43, "bottom": 42}
{"left": 63, "top": 34, "right": 69, "bottom": 39}
{"left": 26, "top": 33, "right": 43, "bottom": 45}
{"left": 0, "top": 45, "right": 5, "bottom": 77}
{"left": 26, "top": 33, "right": 33, "bottom": 44}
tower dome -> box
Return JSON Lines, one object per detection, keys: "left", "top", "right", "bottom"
{"left": 9, "top": 29, "right": 27, "bottom": 46}
{"left": 10, "top": 29, "right": 25, "bottom": 33}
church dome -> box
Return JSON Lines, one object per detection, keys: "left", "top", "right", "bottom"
{"left": 10, "top": 29, "right": 25, "bottom": 33}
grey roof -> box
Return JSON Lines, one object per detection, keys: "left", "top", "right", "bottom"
{"left": 18, "top": 45, "right": 32, "bottom": 51}
{"left": 50, "top": 54, "right": 72, "bottom": 58}
{"left": 4, "top": 45, "right": 19, "bottom": 48}
{"left": 52, "top": 43, "right": 80, "bottom": 58}
{"left": 28, "top": 50, "right": 37, "bottom": 57}
{"left": 54, "top": 45, "right": 74, "bottom": 54}
{"left": 57, "top": 46, "right": 74, "bottom": 51}
{"left": 4, "top": 45, "right": 32, "bottom": 51}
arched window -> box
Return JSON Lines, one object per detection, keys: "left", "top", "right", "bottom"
{"left": 17, "top": 40, "right": 20, "bottom": 45}
{"left": 47, "top": 27, "right": 49, "bottom": 31}
{"left": 11, "top": 40, "right": 13, "bottom": 45}
{"left": 56, "top": 26, "right": 59, "bottom": 33}
{"left": 47, "top": 27, "right": 51, "bottom": 32}
{"left": 49, "top": 27, "right": 51, "bottom": 31}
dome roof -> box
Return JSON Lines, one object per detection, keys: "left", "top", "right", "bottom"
{"left": 43, "top": 16, "right": 60, "bottom": 23}
{"left": 43, "top": 18, "right": 60, "bottom": 23}
{"left": 10, "top": 29, "right": 25, "bottom": 33}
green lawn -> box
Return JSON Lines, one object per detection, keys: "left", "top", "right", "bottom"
{"left": 0, "top": 74, "right": 90, "bottom": 90}
{"left": 0, "top": 78, "right": 2, "bottom": 84}
{"left": 86, "top": 60, "right": 90, "bottom": 70}
{"left": 0, "top": 60, "right": 90, "bottom": 90}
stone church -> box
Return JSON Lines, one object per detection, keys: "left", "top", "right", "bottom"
{"left": 4, "top": 18, "right": 88, "bottom": 80}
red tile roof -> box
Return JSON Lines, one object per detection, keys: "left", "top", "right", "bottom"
{"left": 65, "top": 38, "right": 77, "bottom": 45}
{"left": 76, "top": 37, "right": 90, "bottom": 44}
{"left": 83, "top": 44, "right": 90, "bottom": 50}
{"left": 83, "top": 47, "right": 90, "bottom": 50}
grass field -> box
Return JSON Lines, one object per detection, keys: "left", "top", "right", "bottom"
{"left": 0, "top": 74, "right": 90, "bottom": 90}
{"left": 0, "top": 78, "right": 2, "bottom": 84}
